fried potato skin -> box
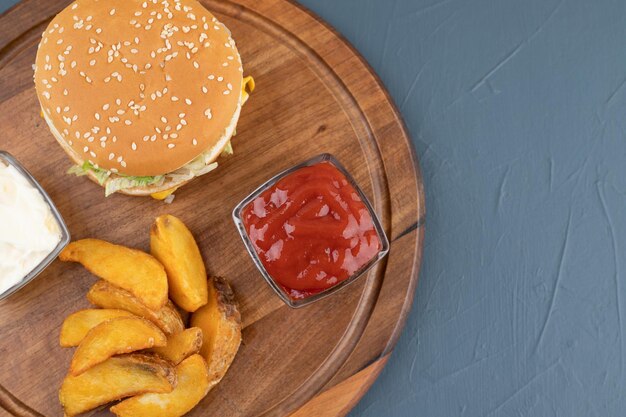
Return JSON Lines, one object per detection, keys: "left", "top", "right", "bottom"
{"left": 150, "top": 215, "right": 208, "bottom": 312}
{"left": 87, "top": 280, "right": 184, "bottom": 335}
{"left": 60, "top": 354, "right": 176, "bottom": 417}
{"left": 148, "top": 327, "right": 203, "bottom": 365}
{"left": 190, "top": 277, "right": 241, "bottom": 383}
{"left": 110, "top": 354, "right": 210, "bottom": 417}
{"left": 70, "top": 317, "right": 167, "bottom": 376}
{"left": 60, "top": 239, "right": 168, "bottom": 310}
{"left": 60, "top": 309, "right": 135, "bottom": 347}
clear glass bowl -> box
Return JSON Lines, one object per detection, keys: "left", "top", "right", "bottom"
{"left": 232, "top": 153, "right": 390, "bottom": 308}
{"left": 0, "top": 151, "right": 71, "bottom": 301}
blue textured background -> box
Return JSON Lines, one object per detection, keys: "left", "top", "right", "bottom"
{"left": 3, "top": 0, "right": 625, "bottom": 416}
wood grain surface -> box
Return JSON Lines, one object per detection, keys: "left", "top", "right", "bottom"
{"left": 0, "top": 0, "right": 425, "bottom": 416}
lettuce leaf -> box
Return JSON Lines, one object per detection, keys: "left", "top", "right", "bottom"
{"left": 222, "top": 141, "right": 233, "bottom": 156}
{"left": 104, "top": 175, "right": 164, "bottom": 197}
{"left": 67, "top": 161, "right": 111, "bottom": 185}
{"left": 67, "top": 161, "right": 164, "bottom": 196}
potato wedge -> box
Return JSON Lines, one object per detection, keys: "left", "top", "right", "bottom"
{"left": 110, "top": 354, "right": 210, "bottom": 417}
{"left": 60, "top": 354, "right": 176, "bottom": 417}
{"left": 60, "top": 309, "right": 135, "bottom": 347}
{"left": 70, "top": 317, "right": 167, "bottom": 376}
{"left": 147, "top": 327, "right": 203, "bottom": 365}
{"left": 60, "top": 239, "right": 168, "bottom": 310}
{"left": 87, "top": 280, "right": 184, "bottom": 335}
{"left": 190, "top": 277, "right": 241, "bottom": 383}
{"left": 150, "top": 215, "right": 208, "bottom": 312}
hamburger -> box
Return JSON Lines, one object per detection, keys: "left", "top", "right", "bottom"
{"left": 33, "top": 0, "right": 253, "bottom": 199}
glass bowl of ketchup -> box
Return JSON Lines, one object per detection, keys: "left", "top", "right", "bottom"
{"left": 233, "top": 154, "right": 389, "bottom": 308}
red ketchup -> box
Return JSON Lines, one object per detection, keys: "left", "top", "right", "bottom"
{"left": 242, "top": 161, "right": 381, "bottom": 300}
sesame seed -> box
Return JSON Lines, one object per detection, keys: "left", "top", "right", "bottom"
{"left": 90, "top": 151, "right": 97, "bottom": 158}
{"left": 204, "top": 108, "right": 212, "bottom": 119}
{"left": 63, "top": 89, "right": 68, "bottom": 96}
{"left": 193, "top": 61, "right": 199, "bottom": 69}
{"left": 185, "top": 99, "right": 192, "bottom": 105}
{"left": 95, "top": 113, "right": 100, "bottom": 120}
{"left": 121, "top": 161, "right": 127, "bottom": 168}
{"left": 227, "top": 83, "right": 233, "bottom": 90}
{"left": 125, "top": 120, "right": 132, "bottom": 125}
{"left": 208, "top": 75, "right": 215, "bottom": 80}
{"left": 192, "top": 138, "right": 197, "bottom": 146}
{"left": 223, "top": 90, "right": 230, "bottom": 95}
{"left": 168, "top": 144, "right": 175, "bottom": 149}
{"left": 84, "top": 146, "right": 89, "bottom": 153}
{"left": 217, "top": 76, "right": 223, "bottom": 82}
{"left": 161, "top": 116, "right": 167, "bottom": 123}
{"left": 90, "top": 59, "right": 96, "bottom": 66}
{"left": 202, "top": 86, "right": 208, "bottom": 94}
{"left": 103, "top": 104, "right": 110, "bottom": 110}
{"left": 171, "top": 96, "right": 179, "bottom": 101}
{"left": 110, "top": 8, "right": 115, "bottom": 15}
{"left": 132, "top": 142, "right": 137, "bottom": 150}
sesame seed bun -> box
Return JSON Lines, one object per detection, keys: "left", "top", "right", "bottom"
{"left": 34, "top": 0, "right": 245, "bottom": 188}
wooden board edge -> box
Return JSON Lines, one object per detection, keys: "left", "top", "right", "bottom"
{"left": 289, "top": 354, "right": 390, "bottom": 417}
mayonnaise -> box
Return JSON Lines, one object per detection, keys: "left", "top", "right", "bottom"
{"left": 0, "top": 161, "right": 61, "bottom": 294}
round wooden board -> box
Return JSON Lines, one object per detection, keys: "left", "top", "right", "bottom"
{"left": 0, "top": 0, "right": 425, "bottom": 416}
